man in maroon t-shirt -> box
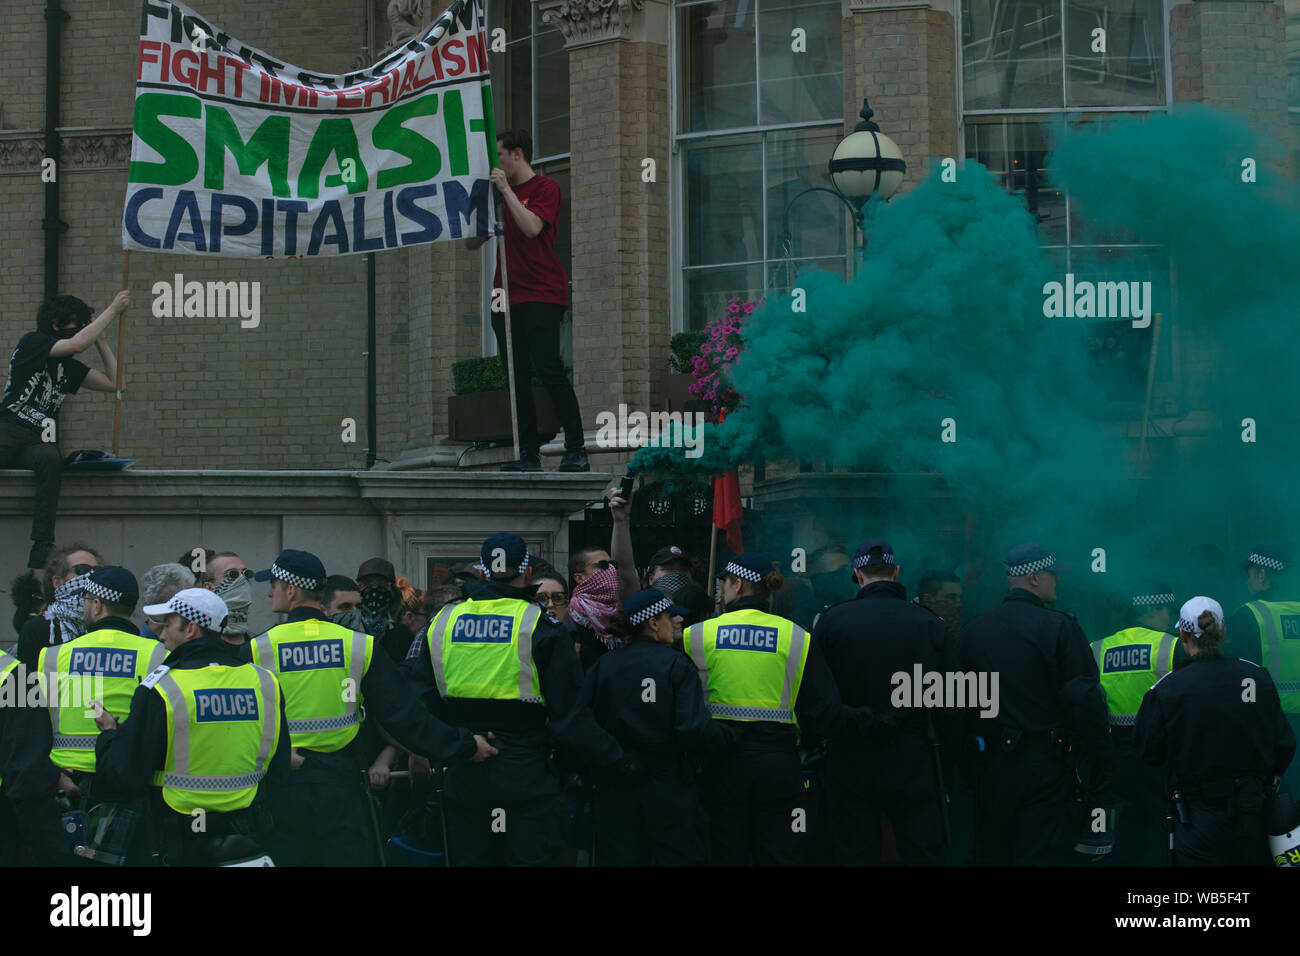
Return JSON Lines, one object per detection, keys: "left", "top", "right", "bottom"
{"left": 467, "top": 128, "right": 588, "bottom": 472}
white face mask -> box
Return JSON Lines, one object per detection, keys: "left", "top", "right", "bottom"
{"left": 214, "top": 573, "right": 253, "bottom": 635}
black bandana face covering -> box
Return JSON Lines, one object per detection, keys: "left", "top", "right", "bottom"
{"left": 359, "top": 586, "right": 392, "bottom": 637}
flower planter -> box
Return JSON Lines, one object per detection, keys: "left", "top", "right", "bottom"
{"left": 448, "top": 387, "right": 560, "bottom": 444}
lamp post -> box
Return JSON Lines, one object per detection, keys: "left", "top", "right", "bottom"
{"left": 775, "top": 98, "right": 906, "bottom": 288}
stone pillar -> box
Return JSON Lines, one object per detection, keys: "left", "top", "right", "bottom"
{"left": 540, "top": 0, "right": 671, "bottom": 436}
{"left": 1170, "top": 0, "right": 1288, "bottom": 145}
{"left": 841, "top": 0, "right": 958, "bottom": 190}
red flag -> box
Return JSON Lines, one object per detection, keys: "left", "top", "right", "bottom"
{"left": 714, "top": 470, "right": 743, "bottom": 554}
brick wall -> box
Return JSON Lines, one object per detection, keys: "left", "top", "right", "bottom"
{"left": 1171, "top": 1, "right": 1288, "bottom": 145}
{"left": 568, "top": 39, "right": 670, "bottom": 429}
{"left": 842, "top": 7, "right": 958, "bottom": 190}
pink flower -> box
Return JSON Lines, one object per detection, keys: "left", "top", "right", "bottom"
{"left": 742, "top": 304, "right": 755, "bottom": 315}
{"left": 724, "top": 347, "right": 739, "bottom": 360}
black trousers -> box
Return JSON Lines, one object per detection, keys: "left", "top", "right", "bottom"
{"left": 827, "top": 736, "right": 947, "bottom": 865}
{"left": 701, "top": 740, "right": 807, "bottom": 866}
{"left": 593, "top": 765, "right": 709, "bottom": 866}
{"left": 1107, "top": 735, "right": 1168, "bottom": 867}
{"left": 491, "top": 302, "right": 584, "bottom": 453}
{"left": 266, "top": 764, "right": 378, "bottom": 866}
{"left": 0, "top": 419, "right": 62, "bottom": 545}
{"left": 442, "top": 733, "right": 565, "bottom": 866}
{"left": 971, "top": 744, "right": 1077, "bottom": 866}
{"left": 1174, "top": 800, "right": 1271, "bottom": 866}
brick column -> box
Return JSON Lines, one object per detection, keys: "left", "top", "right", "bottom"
{"left": 1170, "top": 0, "right": 1288, "bottom": 145}
{"left": 541, "top": 0, "right": 671, "bottom": 428}
{"left": 841, "top": 0, "right": 958, "bottom": 190}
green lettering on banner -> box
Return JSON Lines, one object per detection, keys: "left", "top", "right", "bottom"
{"left": 297, "top": 118, "right": 369, "bottom": 198}
{"left": 204, "top": 107, "right": 291, "bottom": 197}
{"left": 374, "top": 93, "right": 442, "bottom": 189}
{"left": 481, "top": 85, "right": 496, "bottom": 167}
{"left": 129, "top": 93, "right": 200, "bottom": 186}
{"left": 443, "top": 89, "right": 468, "bottom": 177}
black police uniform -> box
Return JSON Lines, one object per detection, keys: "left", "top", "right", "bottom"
{"left": 93, "top": 633, "right": 292, "bottom": 865}
{"left": 404, "top": 578, "right": 622, "bottom": 865}
{"left": 577, "top": 632, "right": 736, "bottom": 865}
{"left": 0, "top": 654, "right": 65, "bottom": 864}
{"left": 1224, "top": 601, "right": 1300, "bottom": 800}
{"left": 254, "top": 606, "right": 480, "bottom": 866}
{"left": 698, "top": 596, "right": 856, "bottom": 867}
{"left": 1104, "top": 636, "right": 1189, "bottom": 868}
{"left": 958, "top": 588, "right": 1112, "bottom": 865}
{"left": 1135, "top": 654, "right": 1296, "bottom": 865}
{"left": 816, "top": 580, "right": 952, "bottom": 865}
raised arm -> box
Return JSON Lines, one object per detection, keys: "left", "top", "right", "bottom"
{"left": 49, "top": 290, "right": 128, "bottom": 359}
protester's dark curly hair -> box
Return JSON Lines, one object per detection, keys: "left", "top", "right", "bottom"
{"left": 36, "top": 295, "right": 93, "bottom": 336}
{"left": 10, "top": 571, "right": 45, "bottom": 635}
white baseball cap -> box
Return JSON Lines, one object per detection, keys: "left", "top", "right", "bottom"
{"left": 1177, "top": 596, "right": 1224, "bottom": 638}
{"left": 144, "top": 587, "right": 230, "bottom": 632}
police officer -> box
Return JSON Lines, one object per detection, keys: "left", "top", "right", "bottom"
{"left": 38, "top": 566, "right": 165, "bottom": 800}
{"left": 958, "top": 543, "right": 1112, "bottom": 865}
{"left": 406, "top": 533, "right": 623, "bottom": 865}
{"left": 0, "top": 647, "right": 65, "bottom": 864}
{"left": 1090, "top": 582, "right": 1187, "bottom": 865}
{"left": 1225, "top": 543, "right": 1300, "bottom": 799}
{"left": 1135, "top": 596, "right": 1296, "bottom": 865}
{"left": 92, "top": 588, "right": 290, "bottom": 865}
{"left": 249, "top": 549, "right": 496, "bottom": 866}
{"left": 815, "top": 540, "right": 950, "bottom": 865}
{"left": 577, "top": 588, "right": 737, "bottom": 865}
{"left": 685, "top": 552, "right": 852, "bottom": 865}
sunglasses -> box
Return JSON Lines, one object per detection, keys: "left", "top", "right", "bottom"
{"left": 537, "top": 593, "right": 569, "bottom": 608}
{"left": 590, "top": 559, "right": 617, "bottom": 571}
{"left": 219, "top": 568, "right": 255, "bottom": 582}
{"left": 70, "top": 564, "right": 96, "bottom": 576}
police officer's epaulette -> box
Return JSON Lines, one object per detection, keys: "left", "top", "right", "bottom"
{"left": 141, "top": 664, "right": 171, "bottom": 689}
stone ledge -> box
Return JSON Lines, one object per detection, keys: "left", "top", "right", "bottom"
{"left": 0, "top": 469, "right": 613, "bottom": 516}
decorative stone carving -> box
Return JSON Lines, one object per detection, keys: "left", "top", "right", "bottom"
{"left": 388, "top": 0, "right": 425, "bottom": 47}
{"left": 0, "top": 131, "right": 132, "bottom": 174}
{"left": 540, "top": 0, "right": 647, "bottom": 48}
{"left": 0, "top": 137, "right": 43, "bottom": 172}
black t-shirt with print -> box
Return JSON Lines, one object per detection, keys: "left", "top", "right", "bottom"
{"left": 1, "top": 332, "right": 90, "bottom": 431}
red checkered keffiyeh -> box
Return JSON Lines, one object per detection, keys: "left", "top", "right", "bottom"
{"left": 568, "top": 565, "right": 623, "bottom": 649}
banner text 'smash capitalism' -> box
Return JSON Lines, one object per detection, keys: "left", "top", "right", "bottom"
{"left": 123, "top": 0, "right": 496, "bottom": 258}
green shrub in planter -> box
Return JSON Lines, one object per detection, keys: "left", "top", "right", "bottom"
{"left": 669, "top": 330, "right": 706, "bottom": 374}
{"left": 452, "top": 356, "right": 556, "bottom": 395}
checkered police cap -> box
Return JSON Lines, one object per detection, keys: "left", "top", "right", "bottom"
{"left": 1132, "top": 591, "right": 1175, "bottom": 608}
{"left": 84, "top": 579, "right": 128, "bottom": 604}
{"left": 853, "top": 551, "right": 896, "bottom": 570}
{"left": 1247, "top": 553, "right": 1285, "bottom": 572}
{"left": 270, "top": 562, "right": 323, "bottom": 591}
{"left": 83, "top": 567, "right": 138, "bottom": 606}
{"left": 1008, "top": 555, "right": 1057, "bottom": 576}
{"left": 1176, "top": 596, "right": 1223, "bottom": 639}
{"left": 630, "top": 596, "right": 674, "bottom": 626}
{"left": 143, "top": 588, "right": 229, "bottom": 632}
{"left": 723, "top": 561, "right": 763, "bottom": 583}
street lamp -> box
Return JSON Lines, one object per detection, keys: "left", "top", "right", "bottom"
{"left": 775, "top": 97, "right": 906, "bottom": 288}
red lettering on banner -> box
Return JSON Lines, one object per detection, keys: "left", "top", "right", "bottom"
{"left": 362, "top": 72, "right": 392, "bottom": 107}
{"left": 334, "top": 88, "right": 363, "bottom": 108}
{"left": 198, "top": 54, "right": 225, "bottom": 95}
{"left": 229, "top": 59, "right": 248, "bottom": 98}
{"left": 465, "top": 32, "right": 486, "bottom": 74}
{"left": 138, "top": 40, "right": 163, "bottom": 80}
{"left": 413, "top": 53, "right": 440, "bottom": 89}
{"left": 173, "top": 50, "right": 199, "bottom": 88}
{"left": 442, "top": 38, "right": 465, "bottom": 77}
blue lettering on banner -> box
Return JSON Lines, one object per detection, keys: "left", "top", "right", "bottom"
{"left": 194, "top": 688, "right": 259, "bottom": 722}
{"left": 1103, "top": 644, "right": 1151, "bottom": 673}
{"left": 68, "top": 647, "right": 137, "bottom": 678}
{"left": 278, "top": 638, "right": 345, "bottom": 672}
{"left": 1281, "top": 616, "right": 1300, "bottom": 640}
{"left": 450, "top": 614, "right": 513, "bottom": 643}
{"left": 715, "top": 626, "right": 780, "bottom": 653}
